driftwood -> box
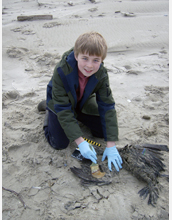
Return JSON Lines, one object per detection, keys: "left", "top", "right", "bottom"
{"left": 2, "top": 187, "right": 27, "bottom": 209}
{"left": 17, "top": 15, "right": 53, "bottom": 21}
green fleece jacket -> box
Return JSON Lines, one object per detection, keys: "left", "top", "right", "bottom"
{"left": 46, "top": 48, "right": 118, "bottom": 142}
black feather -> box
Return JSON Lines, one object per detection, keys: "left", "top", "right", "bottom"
{"left": 119, "top": 144, "right": 168, "bottom": 206}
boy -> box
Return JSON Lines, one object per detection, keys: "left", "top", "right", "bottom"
{"left": 44, "top": 31, "right": 122, "bottom": 172}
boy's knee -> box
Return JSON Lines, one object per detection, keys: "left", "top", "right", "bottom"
{"left": 44, "top": 121, "right": 69, "bottom": 150}
{"left": 46, "top": 134, "right": 69, "bottom": 150}
{"left": 50, "top": 138, "right": 69, "bottom": 150}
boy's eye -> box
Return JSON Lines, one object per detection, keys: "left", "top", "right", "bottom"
{"left": 83, "top": 57, "right": 88, "bottom": 60}
{"left": 94, "top": 59, "right": 100, "bottom": 62}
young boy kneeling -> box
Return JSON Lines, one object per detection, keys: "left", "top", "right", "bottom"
{"left": 44, "top": 31, "right": 122, "bottom": 172}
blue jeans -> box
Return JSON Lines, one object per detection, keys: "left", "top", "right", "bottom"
{"left": 44, "top": 109, "right": 104, "bottom": 150}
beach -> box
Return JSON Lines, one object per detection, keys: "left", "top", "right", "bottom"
{"left": 2, "top": 0, "right": 169, "bottom": 219}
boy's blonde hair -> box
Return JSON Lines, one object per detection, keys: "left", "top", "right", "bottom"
{"left": 74, "top": 32, "right": 107, "bottom": 61}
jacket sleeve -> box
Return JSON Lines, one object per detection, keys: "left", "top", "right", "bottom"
{"left": 52, "top": 69, "right": 83, "bottom": 142}
{"left": 96, "top": 74, "right": 118, "bottom": 141}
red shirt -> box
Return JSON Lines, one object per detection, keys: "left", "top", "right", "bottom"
{"left": 76, "top": 69, "right": 89, "bottom": 102}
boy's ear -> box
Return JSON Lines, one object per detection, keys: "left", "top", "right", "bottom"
{"left": 74, "top": 53, "right": 78, "bottom": 61}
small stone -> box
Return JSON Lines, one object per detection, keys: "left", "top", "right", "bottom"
{"left": 142, "top": 115, "right": 151, "bottom": 120}
{"left": 68, "top": 1, "right": 73, "bottom": 6}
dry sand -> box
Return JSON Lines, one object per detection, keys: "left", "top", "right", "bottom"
{"left": 2, "top": 0, "right": 169, "bottom": 219}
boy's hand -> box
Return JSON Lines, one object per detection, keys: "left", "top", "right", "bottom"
{"left": 102, "top": 146, "right": 123, "bottom": 171}
{"left": 78, "top": 141, "right": 97, "bottom": 164}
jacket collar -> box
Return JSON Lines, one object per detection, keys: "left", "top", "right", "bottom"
{"left": 58, "top": 50, "right": 105, "bottom": 109}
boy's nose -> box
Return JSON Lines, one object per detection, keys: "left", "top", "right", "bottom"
{"left": 87, "top": 61, "right": 93, "bottom": 68}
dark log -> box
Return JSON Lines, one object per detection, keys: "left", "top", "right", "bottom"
{"left": 17, "top": 15, "right": 53, "bottom": 21}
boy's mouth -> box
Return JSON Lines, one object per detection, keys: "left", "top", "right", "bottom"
{"left": 84, "top": 69, "right": 93, "bottom": 73}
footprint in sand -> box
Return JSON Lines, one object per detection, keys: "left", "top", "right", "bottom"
{"left": 126, "top": 70, "right": 142, "bottom": 75}
{"left": 11, "top": 26, "right": 24, "bottom": 32}
{"left": 144, "top": 85, "right": 169, "bottom": 98}
{"left": 88, "top": 7, "right": 98, "bottom": 12}
{"left": 43, "top": 21, "right": 61, "bottom": 28}
{"left": 2, "top": 90, "right": 19, "bottom": 107}
{"left": 11, "top": 26, "right": 35, "bottom": 35}
{"left": 22, "top": 29, "right": 35, "bottom": 35}
{"left": 6, "top": 47, "right": 29, "bottom": 59}
{"left": 8, "top": 143, "right": 31, "bottom": 162}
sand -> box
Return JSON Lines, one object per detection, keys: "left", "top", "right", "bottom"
{"left": 2, "top": 0, "right": 169, "bottom": 219}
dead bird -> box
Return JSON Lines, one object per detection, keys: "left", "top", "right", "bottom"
{"left": 71, "top": 143, "right": 169, "bottom": 206}
{"left": 118, "top": 143, "right": 169, "bottom": 206}
{"left": 71, "top": 159, "right": 112, "bottom": 186}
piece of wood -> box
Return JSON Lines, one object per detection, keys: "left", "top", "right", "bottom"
{"left": 2, "top": 187, "right": 27, "bottom": 208}
{"left": 17, "top": 15, "right": 53, "bottom": 21}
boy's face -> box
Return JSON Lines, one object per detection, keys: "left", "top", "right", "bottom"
{"left": 75, "top": 53, "right": 102, "bottom": 77}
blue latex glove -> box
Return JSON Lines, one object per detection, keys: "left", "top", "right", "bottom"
{"left": 102, "top": 146, "right": 123, "bottom": 171}
{"left": 78, "top": 141, "right": 97, "bottom": 164}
